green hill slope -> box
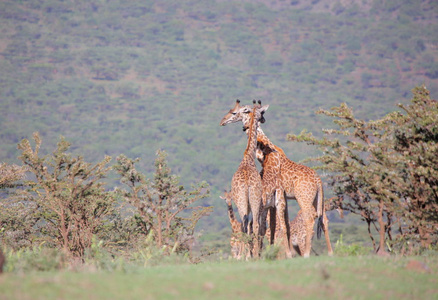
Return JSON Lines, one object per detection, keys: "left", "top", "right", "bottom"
{"left": 1, "top": 0, "right": 437, "bottom": 240}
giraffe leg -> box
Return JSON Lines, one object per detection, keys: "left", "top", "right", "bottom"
{"left": 276, "top": 190, "right": 292, "bottom": 258}
{"left": 249, "top": 187, "right": 262, "bottom": 258}
{"left": 284, "top": 199, "right": 291, "bottom": 248}
{"left": 323, "top": 212, "right": 333, "bottom": 256}
{"left": 302, "top": 208, "right": 316, "bottom": 258}
{"left": 291, "top": 230, "right": 305, "bottom": 256}
{"left": 284, "top": 201, "right": 298, "bottom": 256}
{"left": 269, "top": 207, "right": 276, "bottom": 245}
{"left": 236, "top": 240, "right": 242, "bottom": 260}
{"left": 243, "top": 240, "right": 251, "bottom": 261}
{"left": 259, "top": 192, "right": 270, "bottom": 237}
{"left": 298, "top": 234, "right": 306, "bottom": 256}
{"left": 261, "top": 188, "right": 275, "bottom": 245}
{"left": 232, "top": 188, "right": 249, "bottom": 234}
{"left": 290, "top": 210, "right": 306, "bottom": 257}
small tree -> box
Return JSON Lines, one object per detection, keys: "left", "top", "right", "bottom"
{"left": 15, "top": 132, "right": 115, "bottom": 258}
{"left": 288, "top": 104, "right": 393, "bottom": 255}
{"left": 113, "top": 150, "right": 212, "bottom": 254}
{"left": 387, "top": 86, "right": 438, "bottom": 248}
{"left": 287, "top": 86, "right": 438, "bottom": 254}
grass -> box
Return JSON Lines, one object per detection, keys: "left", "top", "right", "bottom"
{"left": 1, "top": 255, "right": 437, "bottom": 300}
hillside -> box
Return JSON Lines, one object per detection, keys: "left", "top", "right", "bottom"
{"left": 1, "top": 0, "right": 437, "bottom": 244}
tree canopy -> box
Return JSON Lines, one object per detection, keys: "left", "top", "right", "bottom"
{"left": 288, "top": 86, "right": 438, "bottom": 254}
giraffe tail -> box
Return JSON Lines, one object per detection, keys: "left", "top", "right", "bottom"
{"left": 317, "top": 215, "right": 324, "bottom": 239}
{"left": 316, "top": 181, "right": 323, "bottom": 218}
{"left": 316, "top": 181, "right": 325, "bottom": 239}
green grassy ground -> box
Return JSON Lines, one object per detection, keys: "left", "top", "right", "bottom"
{"left": 1, "top": 255, "right": 437, "bottom": 300}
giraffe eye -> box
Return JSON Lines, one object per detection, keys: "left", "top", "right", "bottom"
{"left": 232, "top": 112, "right": 237, "bottom": 115}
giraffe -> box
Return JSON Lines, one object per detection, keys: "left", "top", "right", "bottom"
{"left": 290, "top": 199, "right": 344, "bottom": 256}
{"left": 260, "top": 142, "right": 332, "bottom": 259}
{"left": 289, "top": 210, "right": 306, "bottom": 256}
{"left": 227, "top": 100, "right": 268, "bottom": 258}
{"left": 220, "top": 190, "right": 252, "bottom": 259}
{"left": 220, "top": 100, "right": 333, "bottom": 258}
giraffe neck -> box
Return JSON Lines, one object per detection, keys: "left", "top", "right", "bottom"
{"left": 257, "top": 127, "right": 285, "bottom": 155}
{"left": 243, "top": 109, "right": 258, "bottom": 162}
{"left": 226, "top": 203, "right": 237, "bottom": 227}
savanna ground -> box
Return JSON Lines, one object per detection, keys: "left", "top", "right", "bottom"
{"left": 1, "top": 255, "right": 437, "bottom": 300}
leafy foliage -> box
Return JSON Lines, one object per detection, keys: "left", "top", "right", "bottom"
{"left": 6, "top": 132, "right": 115, "bottom": 258}
{"left": 1, "top": 0, "right": 438, "bottom": 249}
{"left": 3, "top": 245, "right": 67, "bottom": 273}
{"left": 0, "top": 163, "right": 36, "bottom": 249}
{"left": 1, "top": 134, "right": 213, "bottom": 264}
{"left": 113, "top": 151, "right": 212, "bottom": 255}
{"left": 386, "top": 86, "right": 438, "bottom": 248}
{"left": 334, "top": 234, "right": 372, "bottom": 256}
{"left": 0, "top": 163, "right": 27, "bottom": 189}
{"left": 287, "top": 86, "right": 438, "bottom": 254}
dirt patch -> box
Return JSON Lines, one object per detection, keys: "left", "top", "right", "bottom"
{"left": 405, "top": 260, "right": 431, "bottom": 273}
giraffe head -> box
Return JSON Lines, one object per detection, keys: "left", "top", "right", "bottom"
{"left": 244, "top": 100, "right": 269, "bottom": 131}
{"left": 219, "top": 99, "right": 269, "bottom": 129}
{"left": 220, "top": 190, "right": 233, "bottom": 206}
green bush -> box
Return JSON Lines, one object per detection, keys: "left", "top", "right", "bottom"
{"left": 334, "top": 234, "right": 372, "bottom": 256}
{"left": 4, "top": 245, "right": 67, "bottom": 273}
{"left": 261, "top": 244, "right": 281, "bottom": 261}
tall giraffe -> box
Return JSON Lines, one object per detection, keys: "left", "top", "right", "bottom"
{"left": 220, "top": 100, "right": 333, "bottom": 258}
{"left": 220, "top": 190, "right": 252, "bottom": 259}
{"left": 228, "top": 100, "right": 268, "bottom": 257}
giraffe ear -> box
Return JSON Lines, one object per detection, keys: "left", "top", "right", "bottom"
{"left": 260, "top": 105, "right": 269, "bottom": 114}
{"left": 259, "top": 105, "right": 269, "bottom": 123}
{"left": 231, "top": 99, "right": 241, "bottom": 111}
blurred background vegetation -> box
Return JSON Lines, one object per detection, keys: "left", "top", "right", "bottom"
{"left": 1, "top": 0, "right": 437, "bottom": 254}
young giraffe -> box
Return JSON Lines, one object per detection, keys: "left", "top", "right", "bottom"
{"left": 220, "top": 100, "right": 333, "bottom": 258}
{"left": 227, "top": 100, "right": 268, "bottom": 258}
{"left": 290, "top": 200, "right": 344, "bottom": 256}
{"left": 289, "top": 209, "right": 306, "bottom": 256}
{"left": 220, "top": 190, "right": 252, "bottom": 259}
